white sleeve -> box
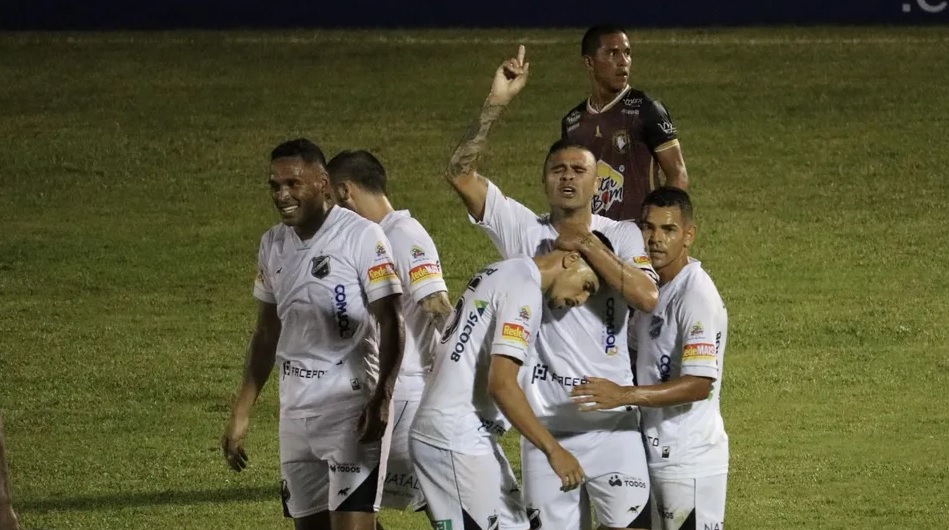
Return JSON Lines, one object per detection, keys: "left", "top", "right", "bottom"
{"left": 253, "top": 232, "right": 276, "bottom": 304}
{"left": 676, "top": 286, "right": 723, "bottom": 380}
{"left": 468, "top": 180, "right": 538, "bottom": 259}
{"left": 388, "top": 221, "right": 448, "bottom": 303}
{"left": 355, "top": 224, "right": 404, "bottom": 304}
{"left": 490, "top": 277, "right": 543, "bottom": 364}
{"left": 612, "top": 221, "right": 660, "bottom": 285}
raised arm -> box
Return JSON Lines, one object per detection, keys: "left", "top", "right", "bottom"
{"left": 222, "top": 299, "right": 281, "bottom": 472}
{"left": 446, "top": 45, "right": 530, "bottom": 222}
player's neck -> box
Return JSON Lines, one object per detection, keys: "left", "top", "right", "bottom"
{"left": 589, "top": 83, "right": 627, "bottom": 111}
{"left": 550, "top": 207, "right": 592, "bottom": 228}
{"left": 657, "top": 253, "right": 690, "bottom": 286}
{"left": 293, "top": 203, "right": 334, "bottom": 241}
{"left": 534, "top": 252, "right": 566, "bottom": 290}
{"left": 359, "top": 195, "right": 395, "bottom": 224}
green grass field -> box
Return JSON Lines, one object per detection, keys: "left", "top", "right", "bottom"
{"left": 1, "top": 27, "right": 948, "bottom": 529}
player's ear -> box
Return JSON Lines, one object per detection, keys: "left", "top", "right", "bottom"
{"left": 582, "top": 55, "right": 593, "bottom": 71}
{"left": 562, "top": 251, "right": 582, "bottom": 269}
{"left": 683, "top": 222, "right": 697, "bottom": 248}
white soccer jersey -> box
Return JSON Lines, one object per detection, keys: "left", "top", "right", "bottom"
{"left": 471, "top": 181, "right": 658, "bottom": 433}
{"left": 254, "top": 206, "right": 403, "bottom": 420}
{"left": 632, "top": 259, "right": 729, "bottom": 479}
{"left": 411, "top": 257, "right": 544, "bottom": 454}
{"left": 379, "top": 210, "right": 448, "bottom": 402}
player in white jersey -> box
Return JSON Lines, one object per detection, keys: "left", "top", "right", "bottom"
{"left": 443, "top": 46, "right": 660, "bottom": 530}
{"left": 411, "top": 245, "right": 608, "bottom": 530}
{"left": 325, "top": 150, "right": 452, "bottom": 515}
{"left": 221, "top": 139, "right": 407, "bottom": 530}
{"left": 571, "top": 188, "right": 729, "bottom": 530}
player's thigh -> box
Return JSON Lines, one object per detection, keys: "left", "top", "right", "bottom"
{"left": 329, "top": 510, "right": 378, "bottom": 530}
{"left": 310, "top": 414, "right": 392, "bottom": 514}
{"left": 520, "top": 435, "right": 583, "bottom": 530}
{"left": 381, "top": 399, "right": 424, "bottom": 510}
{"left": 280, "top": 418, "right": 330, "bottom": 519}
{"left": 411, "top": 438, "right": 501, "bottom": 530}
{"left": 650, "top": 474, "right": 726, "bottom": 530}
{"left": 575, "top": 431, "right": 651, "bottom": 530}
{"left": 492, "top": 438, "right": 529, "bottom": 530}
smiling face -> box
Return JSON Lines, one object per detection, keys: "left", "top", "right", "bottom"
{"left": 545, "top": 252, "right": 600, "bottom": 310}
{"left": 543, "top": 146, "right": 600, "bottom": 213}
{"left": 268, "top": 156, "right": 328, "bottom": 228}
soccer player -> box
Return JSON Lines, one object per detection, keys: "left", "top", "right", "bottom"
{"left": 571, "top": 187, "right": 729, "bottom": 530}
{"left": 324, "top": 150, "right": 452, "bottom": 514}
{"left": 0, "top": 416, "right": 20, "bottom": 530}
{"left": 444, "top": 45, "right": 659, "bottom": 530}
{"left": 221, "top": 138, "right": 406, "bottom": 530}
{"left": 410, "top": 243, "right": 607, "bottom": 530}
{"left": 561, "top": 25, "right": 689, "bottom": 222}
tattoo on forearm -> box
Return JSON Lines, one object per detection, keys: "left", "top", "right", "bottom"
{"left": 421, "top": 291, "right": 453, "bottom": 332}
{"left": 446, "top": 101, "right": 505, "bottom": 179}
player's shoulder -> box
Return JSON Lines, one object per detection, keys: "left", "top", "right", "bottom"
{"left": 562, "top": 100, "right": 586, "bottom": 124}
{"left": 591, "top": 215, "right": 644, "bottom": 242}
{"left": 678, "top": 261, "right": 724, "bottom": 304}
{"left": 259, "top": 223, "right": 290, "bottom": 247}
{"left": 384, "top": 211, "right": 433, "bottom": 242}
{"left": 336, "top": 207, "right": 382, "bottom": 236}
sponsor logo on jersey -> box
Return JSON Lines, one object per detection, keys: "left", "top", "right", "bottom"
{"left": 604, "top": 297, "right": 619, "bottom": 356}
{"left": 592, "top": 161, "right": 624, "bottom": 214}
{"left": 409, "top": 263, "right": 441, "bottom": 284}
{"left": 530, "top": 363, "right": 588, "bottom": 387}
{"left": 450, "top": 311, "right": 480, "bottom": 361}
{"left": 282, "top": 361, "right": 328, "bottom": 380}
{"left": 612, "top": 130, "right": 630, "bottom": 154}
{"left": 310, "top": 255, "right": 330, "bottom": 279}
{"left": 689, "top": 322, "right": 705, "bottom": 338}
{"left": 384, "top": 472, "right": 421, "bottom": 491}
{"left": 410, "top": 245, "right": 425, "bottom": 259}
{"left": 518, "top": 305, "right": 531, "bottom": 321}
{"left": 334, "top": 284, "right": 353, "bottom": 338}
{"left": 368, "top": 262, "right": 397, "bottom": 284}
{"left": 623, "top": 97, "right": 643, "bottom": 106}
{"left": 633, "top": 255, "right": 651, "bottom": 266}
{"left": 621, "top": 108, "right": 640, "bottom": 116}
{"left": 565, "top": 110, "right": 581, "bottom": 125}
{"left": 375, "top": 241, "right": 387, "bottom": 257}
{"left": 683, "top": 342, "right": 716, "bottom": 362}
{"left": 658, "top": 121, "right": 676, "bottom": 135}
{"left": 479, "top": 417, "right": 507, "bottom": 436}
{"left": 608, "top": 474, "right": 647, "bottom": 488}
{"left": 501, "top": 322, "right": 529, "bottom": 347}
{"left": 474, "top": 299, "right": 488, "bottom": 316}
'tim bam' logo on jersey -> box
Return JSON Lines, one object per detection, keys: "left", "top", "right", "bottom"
{"left": 592, "top": 161, "right": 624, "bottom": 214}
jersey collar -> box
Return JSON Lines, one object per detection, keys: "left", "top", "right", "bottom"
{"left": 586, "top": 85, "right": 631, "bottom": 115}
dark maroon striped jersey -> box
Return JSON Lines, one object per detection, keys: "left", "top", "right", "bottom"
{"left": 561, "top": 86, "right": 679, "bottom": 222}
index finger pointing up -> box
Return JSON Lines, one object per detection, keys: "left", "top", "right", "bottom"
{"left": 517, "top": 44, "right": 526, "bottom": 66}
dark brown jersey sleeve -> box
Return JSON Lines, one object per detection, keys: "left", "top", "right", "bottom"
{"left": 641, "top": 99, "right": 679, "bottom": 151}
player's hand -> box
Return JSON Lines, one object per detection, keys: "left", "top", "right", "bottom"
{"left": 487, "top": 45, "right": 530, "bottom": 106}
{"left": 221, "top": 412, "right": 250, "bottom": 472}
{"left": 0, "top": 504, "right": 20, "bottom": 530}
{"left": 571, "top": 377, "right": 632, "bottom": 411}
{"left": 546, "top": 445, "right": 585, "bottom": 492}
{"left": 555, "top": 224, "right": 596, "bottom": 254}
{"left": 356, "top": 394, "right": 390, "bottom": 443}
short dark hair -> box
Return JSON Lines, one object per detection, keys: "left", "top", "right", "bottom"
{"left": 581, "top": 25, "right": 628, "bottom": 57}
{"left": 642, "top": 186, "right": 694, "bottom": 222}
{"left": 326, "top": 149, "right": 388, "bottom": 195}
{"left": 270, "top": 138, "right": 327, "bottom": 167}
{"left": 545, "top": 139, "right": 594, "bottom": 167}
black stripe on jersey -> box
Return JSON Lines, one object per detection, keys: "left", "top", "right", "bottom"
{"left": 335, "top": 465, "right": 380, "bottom": 513}
{"left": 679, "top": 508, "right": 697, "bottom": 530}
{"left": 626, "top": 495, "right": 652, "bottom": 529}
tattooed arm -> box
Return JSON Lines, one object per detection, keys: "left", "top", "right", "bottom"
{"left": 557, "top": 230, "right": 659, "bottom": 312}
{"left": 446, "top": 45, "right": 530, "bottom": 222}
{"left": 419, "top": 291, "right": 452, "bottom": 333}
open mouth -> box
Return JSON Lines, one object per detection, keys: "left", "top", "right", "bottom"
{"left": 559, "top": 186, "right": 577, "bottom": 198}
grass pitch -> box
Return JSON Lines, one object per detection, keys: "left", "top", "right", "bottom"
{"left": 0, "top": 27, "right": 947, "bottom": 529}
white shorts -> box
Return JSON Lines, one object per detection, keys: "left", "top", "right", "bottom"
{"left": 649, "top": 474, "right": 727, "bottom": 530}
{"left": 521, "top": 430, "right": 651, "bottom": 530}
{"left": 411, "top": 437, "right": 528, "bottom": 530}
{"left": 279, "top": 412, "right": 392, "bottom": 518}
{"left": 382, "top": 399, "right": 425, "bottom": 510}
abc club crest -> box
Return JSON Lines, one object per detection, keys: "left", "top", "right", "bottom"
{"left": 310, "top": 255, "right": 330, "bottom": 279}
